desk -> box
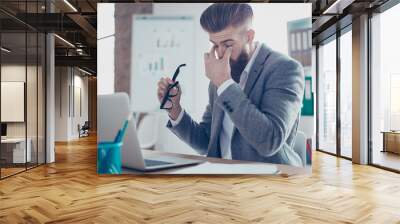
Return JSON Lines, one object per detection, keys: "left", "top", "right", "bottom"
{"left": 381, "top": 131, "right": 400, "bottom": 154}
{"left": 1, "top": 138, "right": 31, "bottom": 163}
{"left": 122, "top": 150, "right": 310, "bottom": 176}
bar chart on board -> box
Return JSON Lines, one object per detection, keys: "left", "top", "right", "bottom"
{"left": 131, "top": 16, "right": 195, "bottom": 112}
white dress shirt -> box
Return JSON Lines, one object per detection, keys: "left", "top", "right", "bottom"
{"left": 170, "top": 42, "right": 261, "bottom": 159}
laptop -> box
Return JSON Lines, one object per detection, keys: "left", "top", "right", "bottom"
{"left": 98, "top": 93, "right": 202, "bottom": 171}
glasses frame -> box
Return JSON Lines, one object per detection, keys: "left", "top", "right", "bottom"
{"left": 160, "top": 64, "right": 186, "bottom": 110}
{"left": 160, "top": 81, "right": 180, "bottom": 110}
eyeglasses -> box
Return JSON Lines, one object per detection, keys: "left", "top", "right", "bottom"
{"left": 160, "top": 81, "right": 180, "bottom": 110}
{"left": 160, "top": 64, "right": 186, "bottom": 110}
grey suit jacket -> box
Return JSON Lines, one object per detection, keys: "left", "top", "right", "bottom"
{"left": 167, "top": 44, "right": 304, "bottom": 167}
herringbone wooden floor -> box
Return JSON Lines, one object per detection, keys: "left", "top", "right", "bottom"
{"left": 1, "top": 134, "right": 400, "bottom": 223}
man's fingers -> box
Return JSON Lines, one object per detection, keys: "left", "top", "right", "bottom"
{"left": 204, "top": 46, "right": 216, "bottom": 59}
{"left": 165, "top": 77, "right": 174, "bottom": 85}
{"left": 158, "top": 77, "right": 171, "bottom": 100}
{"left": 164, "top": 100, "right": 173, "bottom": 109}
{"left": 157, "top": 91, "right": 163, "bottom": 100}
{"left": 223, "top": 47, "right": 232, "bottom": 61}
{"left": 209, "top": 45, "right": 216, "bottom": 55}
{"left": 158, "top": 89, "right": 165, "bottom": 101}
{"left": 158, "top": 78, "right": 166, "bottom": 86}
{"left": 158, "top": 79, "right": 168, "bottom": 90}
{"left": 162, "top": 77, "right": 168, "bottom": 84}
{"left": 158, "top": 77, "right": 181, "bottom": 99}
{"left": 158, "top": 85, "right": 166, "bottom": 94}
{"left": 164, "top": 81, "right": 171, "bottom": 88}
{"left": 169, "top": 87, "right": 178, "bottom": 96}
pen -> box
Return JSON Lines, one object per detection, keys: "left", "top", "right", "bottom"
{"left": 114, "top": 112, "right": 134, "bottom": 143}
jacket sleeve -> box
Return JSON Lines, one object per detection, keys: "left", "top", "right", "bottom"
{"left": 166, "top": 83, "right": 214, "bottom": 155}
{"left": 215, "top": 59, "right": 304, "bottom": 157}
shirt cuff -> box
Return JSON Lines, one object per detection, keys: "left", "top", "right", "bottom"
{"left": 217, "top": 79, "right": 235, "bottom": 96}
{"left": 169, "top": 109, "right": 185, "bottom": 126}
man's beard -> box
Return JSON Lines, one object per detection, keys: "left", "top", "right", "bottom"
{"left": 230, "top": 50, "right": 250, "bottom": 83}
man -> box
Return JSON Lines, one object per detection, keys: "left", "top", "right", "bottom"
{"left": 157, "top": 3, "right": 304, "bottom": 166}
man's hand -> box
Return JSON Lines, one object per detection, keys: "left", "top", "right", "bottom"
{"left": 157, "top": 77, "right": 182, "bottom": 120}
{"left": 204, "top": 46, "right": 232, "bottom": 87}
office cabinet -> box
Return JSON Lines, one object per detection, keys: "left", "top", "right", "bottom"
{"left": 382, "top": 132, "right": 400, "bottom": 154}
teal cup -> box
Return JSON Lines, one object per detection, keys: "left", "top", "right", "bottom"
{"left": 97, "top": 117, "right": 130, "bottom": 174}
{"left": 97, "top": 141, "right": 123, "bottom": 174}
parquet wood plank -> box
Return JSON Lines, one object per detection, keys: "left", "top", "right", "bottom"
{"left": 0, "top": 135, "right": 399, "bottom": 223}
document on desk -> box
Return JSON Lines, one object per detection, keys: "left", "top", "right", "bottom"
{"left": 169, "top": 162, "right": 279, "bottom": 175}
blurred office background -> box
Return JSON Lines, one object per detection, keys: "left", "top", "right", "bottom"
{"left": 314, "top": 0, "right": 400, "bottom": 171}
{"left": 1, "top": 0, "right": 398, "bottom": 179}
{"left": 0, "top": 1, "right": 97, "bottom": 179}
{"left": 97, "top": 3, "right": 313, "bottom": 162}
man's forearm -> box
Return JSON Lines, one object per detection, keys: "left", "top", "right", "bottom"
{"left": 166, "top": 110, "right": 211, "bottom": 155}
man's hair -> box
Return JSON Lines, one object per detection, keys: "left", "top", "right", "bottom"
{"left": 200, "top": 3, "right": 253, "bottom": 33}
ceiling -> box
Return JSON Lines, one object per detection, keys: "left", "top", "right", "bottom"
{"left": 0, "top": 0, "right": 98, "bottom": 74}
{"left": 0, "top": 0, "right": 395, "bottom": 75}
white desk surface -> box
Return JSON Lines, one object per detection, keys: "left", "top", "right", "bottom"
{"left": 121, "top": 149, "right": 311, "bottom": 176}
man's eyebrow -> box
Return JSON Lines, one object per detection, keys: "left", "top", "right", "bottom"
{"left": 209, "top": 39, "right": 235, "bottom": 45}
{"left": 221, "top": 39, "right": 234, "bottom": 43}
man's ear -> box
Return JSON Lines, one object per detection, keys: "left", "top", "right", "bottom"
{"left": 247, "top": 29, "right": 255, "bottom": 44}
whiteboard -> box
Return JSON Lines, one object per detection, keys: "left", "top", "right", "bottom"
{"left": 1, "top": 82, "right": 25, "bottom": 122}
{"left": 130, "top": 15, "right": 195, "bottom": 112}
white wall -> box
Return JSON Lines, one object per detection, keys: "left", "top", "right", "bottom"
{"left": 71, "top": 74, "right": 89, "bottom": 138}
{"left": 152, "top": 3, "right": 211, "bottom": 155}
{"left": 55, "top": 67, "right": 89, "bottom": 141}
{"left": 97, "top": 3, "right": 115, "bottom": 95}
{"left": 55, "top": 67, "right": 68, "bottom": 141}
{"left": 251, "top": 3, "right": 311, "bottom": 55}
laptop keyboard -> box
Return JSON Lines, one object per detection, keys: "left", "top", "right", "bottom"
{"left": 144, "top": 159, "right": 173, "bottom": 167}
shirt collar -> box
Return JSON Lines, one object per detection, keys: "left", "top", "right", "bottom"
{"left": 243, "top": 41, "right": 261, "bottom": 74}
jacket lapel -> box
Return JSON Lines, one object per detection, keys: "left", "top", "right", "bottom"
{"left": 230, "top": 44, "right": 271, "bottom": 159}
{"left": 243, "top": 43, "right": 271, "bottom": 96}
{"left": 207, "top": 90, "right": 224, "bottom": 157}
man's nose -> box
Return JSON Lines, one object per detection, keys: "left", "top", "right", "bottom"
{"left": 216, "top": 47, "right": 225, "bottom": 59}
